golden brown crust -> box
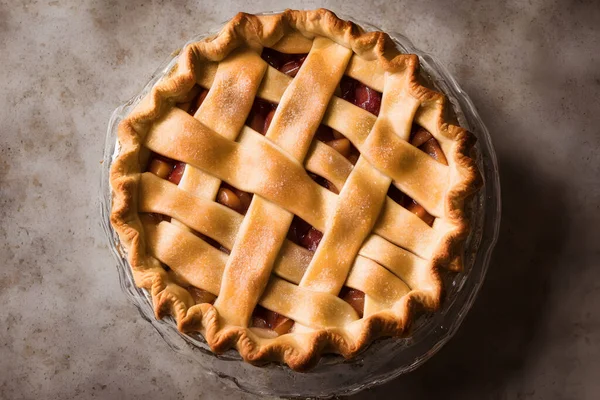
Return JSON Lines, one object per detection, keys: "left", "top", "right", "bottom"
{"left": 109, "top": 8, "right": 481, "bottom": 370}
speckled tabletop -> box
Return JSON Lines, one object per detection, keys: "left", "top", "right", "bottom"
{"left": 2, "top": 1, "right": 599, "bottom": 399}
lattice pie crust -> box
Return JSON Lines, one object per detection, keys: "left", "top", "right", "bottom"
{"left": 110, "top": 9, "right": 481, "bottom": 370}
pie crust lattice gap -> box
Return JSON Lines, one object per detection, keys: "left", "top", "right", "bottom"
{"left": 110, "top": 9, "right": 481, "bottom": 370}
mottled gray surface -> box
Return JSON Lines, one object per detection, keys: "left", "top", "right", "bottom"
{"left": 1, "top": 0, "right": 599, "bottom": 399}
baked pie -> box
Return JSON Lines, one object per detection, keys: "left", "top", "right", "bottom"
{"left": 110, "top": 8, "right": 481, "bottom": 370}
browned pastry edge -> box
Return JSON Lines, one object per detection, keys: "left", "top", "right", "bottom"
{"left": 109, "top": 8, "right": 482, "bottom": 371}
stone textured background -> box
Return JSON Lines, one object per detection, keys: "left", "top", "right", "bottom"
{"left": 1, "top": 0, "right": 599, "bottom": 399}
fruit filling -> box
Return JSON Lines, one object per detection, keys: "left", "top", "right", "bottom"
{"left": 176, "top": 86, "right": 209, "bottom": 116}
{"left": 216, "top": 182, "right": 252, "bottom": 215}
{"left": 313, "top": 124, "right": 360, "bottom": 165}
{"left": 410, "top": 126, "right": 448, "bottom": 165}
{"left": 251, "top": 306, "right": 295, "bottom": 335}
{"left": 147, "top": 153, "right": 186, "bottom": 185}
{"left": 339, "top": 76, "right": 382, "bottom": 116}
{"left": 246, "top": 98, "right": 277, "bottom": 134}
{"left": 261, "top": 48, "right": 307, "bottom": 77}
{"left": 187, "top": 286, "right": 217, "bottom": 305}
{"left": 287, "top": 216, "right": 323, "bottom": 251}
{"left": 141, "top": 212, "right": 170, "bottom": 224}
{"left": 339, "top": 287, "right": 365, "bottom": 318}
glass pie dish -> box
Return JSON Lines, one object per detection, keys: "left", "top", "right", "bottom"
{"left": 100, "top": 11, "right": 501, "bottom": 399}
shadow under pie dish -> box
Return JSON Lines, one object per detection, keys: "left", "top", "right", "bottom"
{"left": 109, "top": 8, "right": 482, "bottom": 371}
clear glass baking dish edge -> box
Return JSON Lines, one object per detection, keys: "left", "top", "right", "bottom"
{"left": 100, "top": 13, "right": 501, "bottom": 399}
